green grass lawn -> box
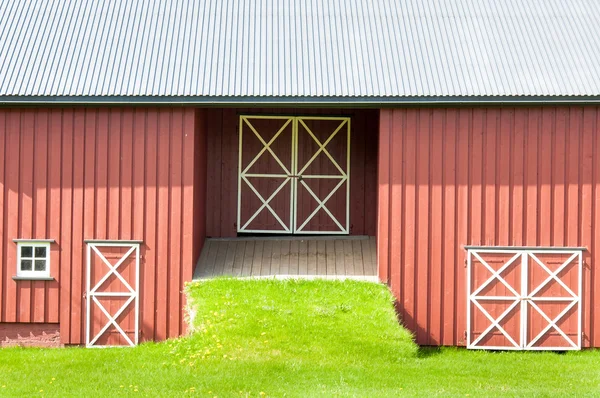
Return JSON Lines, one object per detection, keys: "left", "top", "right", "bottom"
{"left": 1, "top": 279, "right": 599, "bottom": 397}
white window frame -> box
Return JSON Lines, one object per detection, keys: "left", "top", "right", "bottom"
{"left": 15, "top": 240, "right": 52, "bottom": 279}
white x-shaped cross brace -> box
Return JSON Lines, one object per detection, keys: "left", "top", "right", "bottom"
{"left": 90, "top": 295, "right": 136, "bottom": 347}
{"left": 240, "top": 176, "right": 291, "bottom": 232}
{"left": 470, "top": 298, "right": 521, "bottom": 348}
{"left": 528, "top": 252, "right": 579, "bottom": 299}
{"left": 297, "top": 118, "right": 347, "bottom": 177}
{"left": 469, "top": 252, "right": 522, "bottom": 348}
{"left": 89, "top": 245, "right": 137, "bottom": 347}
{"left": 526, "top": 298, "right": 578, "bottom": 349}
{"left": 524, "top": 252, "right": 580, "bottom": 348}
{"left": 470, "top": 251, "right": 521, "bottom": 298}
{"left": 242, "top": 118, "right": 292, "bottom": 176}
{"left": 296, "top": 178, "right": 346, "bottom": 232}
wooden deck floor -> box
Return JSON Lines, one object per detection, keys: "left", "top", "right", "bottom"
{"left": 193, "top": 236, "right": 377, "bottom": 281}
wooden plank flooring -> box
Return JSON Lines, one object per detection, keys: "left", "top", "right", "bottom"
{"left": 193, "top": 236, "right": 377, "bottom": 281}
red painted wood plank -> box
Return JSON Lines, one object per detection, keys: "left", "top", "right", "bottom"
{"left": 483, "top": 108, "right": 497, "bottom": 247}
{"left": 69, "top": 110, "right": 86, "bottom": 344}
{"left": 350, "top": 110, "right": 366, "bottom": 234}
{"left": 32, "top": 110, "right": 48, "bottom": 323}
{"left": 95, "top": 109, "right": 109, "bottom": 240}
{"left": 525, "top": 108, "right": 540, "bottom": 245}
{"left": 18, "top": 111, "right": 34, "bottom": 323}
{"left": 539, "top": 108, "right": 553, "bottom": 246}
{"left": 46, "top": 110, "right": 62, "bottom": 325}
{"left": 205, "top": 110, "right": 222, "bottom": 237}
{"left": 132, "top": 109, "right": 147, "bottom": 338}
{"left": 511, "top": 109, "right": 525, "bottom": 246}
{"left": 498, "top": 109, "right": 511, "bottom": 246}
{"left": 120, "top": 110, "right": 134, "bottom": 240}
{"left": 593, "top": 107, "right": 600, "bottom": 347}
{"left": 143, "top": 110, "right": 158, "bottom": 341}
{"left": 553, "top": 107, "right": 567, "bottom": 246}
{"left": 389, "top": 110, "right": 403, "bottom": 302}
{"left": 377, "top": 109, "right": 391, "bottom": 283}
{"left": 442, "top": 109, "right": 457, "bottom": 345}
{"left": 82, "top": 109, "right": 98, "bottom": 342}
{"left": 221, "top": 109, "right": 238, "bottom": 237}
{"left": 469, "top": 109, "right": 483, "bottom": 246}
{"left": 59, "top": 110, "right": 74, "bottom": 342}
{"left": 455, "top": 108, "right": 471, "bottom": 345}
{"left": 181, "top": 109, "right": 198, "bottom": 334}
{"left": 566, "top": 107, "right": 582, "bottom": 342}
{"left": 155, "top": 110, "right": 171, "bottom": 341}
{"left": 415, "top": 109, "right": 431, "bottom": 344}
{"left": 168, "top": 109, "right": 183, "bottom": 338}
{"left": 580, "top": 107, "right": 594, "bottom": 347}
{"left": 4, "top": 110, "right": 20, "bottom": 322}
{"left": 402, "top": 109, "right": 417, "bottom": 335}
{"left": 108, "top": 108, "right": 121, "bottom": 240}
{"left": 429, "top": 109, "right": 444, "bottom": 345}
{"left": 0, "top": 111, "right": 5, "bottom": 322}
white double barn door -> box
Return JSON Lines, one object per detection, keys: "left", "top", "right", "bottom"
{"left": 237, "top": 115, "right": 350, "bottom": 234}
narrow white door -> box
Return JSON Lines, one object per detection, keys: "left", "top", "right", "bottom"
{"left": 86, "top": 241, "right": 140, "bottom": 347}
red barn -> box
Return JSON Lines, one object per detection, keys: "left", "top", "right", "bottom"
{"left": 1, "top": 0, "right": 600, "bottom": 350}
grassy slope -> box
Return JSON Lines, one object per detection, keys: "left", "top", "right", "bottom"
{"left": 0, "top": 279, "right": 598, "bottom": 397}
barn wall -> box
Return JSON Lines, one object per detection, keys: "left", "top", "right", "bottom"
{"left": 205, "top": 108, "right": 379, "bottom": 237}
{"left": 0, "top": 107, "right": 205, "bottom": 345}
{"left": 378, "top": 107, "right": 600, "bottom": 347}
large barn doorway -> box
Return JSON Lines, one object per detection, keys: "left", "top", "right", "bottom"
{"left": 237, "top": 115, "right": 350, "bottom": 234}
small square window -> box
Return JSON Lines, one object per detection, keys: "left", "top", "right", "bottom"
{"left": 16, "top": 241, "right": 51, "bottom": 278}
{"left": 35, "top": 247, "right": 46, "bottom": 257}
{"left": 21, "top": 259, "right": 33, "bottom": 271}
{"left": 21, "top": 246, "right": 32, "bottom": 257}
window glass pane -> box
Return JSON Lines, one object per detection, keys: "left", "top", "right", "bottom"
{"left": 21, "top": 246, "right": 33, "bottom": 258}
{"left": 34, "top": 260, "right": 46, "bottom": 271}
{"left": 21, "top": 259, "right": 33, "bottom": 271}
{"left": 35, "top": 246, "right": 47, "bottom": 258}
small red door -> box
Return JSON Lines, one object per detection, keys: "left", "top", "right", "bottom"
{"left": 467, "top": 248, "right": 582, "bottom": 350}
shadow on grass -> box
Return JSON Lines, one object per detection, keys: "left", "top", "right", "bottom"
{"left": 417, "top": 346, "right": 443, "bottom": 358}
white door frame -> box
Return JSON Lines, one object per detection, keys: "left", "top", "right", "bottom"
{"left": 466, "top": 246, "right": 583, "bottom": 351}
{"left": 85, "top": 240, "right": 141, "bottom": 348}
{"left": 237, "top": 115, "right": 351, "bottom": 234}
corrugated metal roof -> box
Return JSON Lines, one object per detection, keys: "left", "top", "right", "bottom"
{"left": 1, "top": 0, "right": 600, "bottom": 101}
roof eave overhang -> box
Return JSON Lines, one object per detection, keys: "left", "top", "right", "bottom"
{"left": 2, "top": 95, "right": 600, "bottom": 107}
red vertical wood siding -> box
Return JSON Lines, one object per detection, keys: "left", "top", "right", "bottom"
{"left": 378, "top": 107, "right": 600, "bottom": 347}
{"left": 205, "top": 108, "right": 378, "bottom": 237}
{"left": 0, "top": 107, "right": 207, "bottom": 345}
